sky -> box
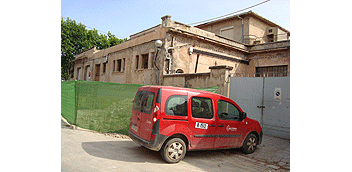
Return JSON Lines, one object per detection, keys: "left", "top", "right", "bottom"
{"left": 61, "top": 0, "right": 290, "bottom": 39}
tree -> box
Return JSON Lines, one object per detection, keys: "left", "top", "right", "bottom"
{"left": 61, "top": 17, "right": 125, "bottom": 80}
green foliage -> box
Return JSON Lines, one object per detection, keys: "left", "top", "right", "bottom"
{"left": 61, "top": 17, "right": 126, "bottom": 80}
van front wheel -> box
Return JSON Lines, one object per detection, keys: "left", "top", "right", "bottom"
{"left": 160, "top": 138, "right": 186, "bottom": 163}
{"left": 241, "top": 133, "right": 258, "bottom": 154}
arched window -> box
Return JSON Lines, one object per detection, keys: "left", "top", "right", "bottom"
{"left": 176, "top": 69, "right": 184, "bottom": 73}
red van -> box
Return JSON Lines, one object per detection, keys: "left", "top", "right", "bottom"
{"left": 129, "top": 86, "right": 262, "bottom": 163}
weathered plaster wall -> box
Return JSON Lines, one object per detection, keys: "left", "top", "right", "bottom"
{"left": 246, "top": 41, "right": 290, "bottom": 76}
{"left": 73, "top": 14, "right": 290, "bottom": 90}
{"left": 167, "top": 32, "right": 248, "bottom": 75}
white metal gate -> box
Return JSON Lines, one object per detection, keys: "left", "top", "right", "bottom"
{"left": 229, "top": 76, "right": 290, "bottom": 139}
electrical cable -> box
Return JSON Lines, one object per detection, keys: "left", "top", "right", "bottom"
{"left": 188, "top": 0, "right": 270, "bottom": 26}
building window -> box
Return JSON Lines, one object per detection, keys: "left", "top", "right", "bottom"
{"left": 95, "top": 64, "right": 100, "bottom": 76}
{"left": 136, "top": 55, "right": 139, "bottom": 69}
{"left": 253, "top": 40, "right": 261, "bottom": 45}
{"left": 142, "top": 54, "right": 148, "bottom": 69}
{"left": 84, "top": 65, "right": 90, "bottom": 80}
{"left": 77, "top": 67, "right": 82, "bottom": 80}
{"left": 267, "top": 34, "right": 274, "bottom": 42}
{"left": 165, "top": 59, "right": 170, "bottom": 74}
{"left": 117, "top": 59, "right": 122, "bottom": 72}
{"left": 103, "top": 62, "right": 107, "bottom": 73}
{"left": 176, "top": 69, "right": 184, "bottom": 73}
{"left": 113, "top": 60, "right": 116, "bottom": 71}
{"left": 122, "top": 58, "right": 125, "bottom": 71}
{"left": 256, "top": 65, "right": 288, "bottom": 77}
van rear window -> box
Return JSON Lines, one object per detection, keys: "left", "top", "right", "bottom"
{"left": 165, "top": 95, "right": 188, "bottom": 116}
{"left": 133, "top": 91, "right": 155, "bottom": 114}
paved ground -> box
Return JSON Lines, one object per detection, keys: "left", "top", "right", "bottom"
{"left": 62, "top": 118, "right": 289, "bottom": 171}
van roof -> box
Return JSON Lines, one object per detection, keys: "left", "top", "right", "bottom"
{"left": 140, "top": 86, "right": 223, "bottom": 97}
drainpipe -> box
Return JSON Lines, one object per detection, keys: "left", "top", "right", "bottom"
{"left": 165, "top": 36, "right": 174, "bottom": 74}
{"left": 154, "top": 40, "right": 163, "bottom": 85}
{"left": 238, "top": 15, "right": 244, "bottom": 43}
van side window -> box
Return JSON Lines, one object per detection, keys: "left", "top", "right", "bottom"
{"left": 191, "top": 97, "right": 213, "bottom": 119}
{"left": 133, "top": 91, "right": 155, "bottom": 114}
{"left": 165, "top": 95, "right": 188, "bottom": 116}
{"left": 217, "top": 100, "right": 240, "bottom": 121}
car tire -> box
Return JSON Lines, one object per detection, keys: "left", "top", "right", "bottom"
{"left": 241, "top": 133, "right": 258, "bottom": 154}
{"left": 160, "top": 138, "right": 186, "bottom": 163}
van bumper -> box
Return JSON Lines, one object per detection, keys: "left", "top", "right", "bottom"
{"left": 129, "top": 130, "right": 168, "bottom": 151}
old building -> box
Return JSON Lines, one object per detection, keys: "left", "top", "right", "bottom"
{"left": 74, "top": 11, "right": 290, "bottom": 93}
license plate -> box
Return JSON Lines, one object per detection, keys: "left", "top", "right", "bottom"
{"left": 195, "top": 122, "right": 208, "bottom": 129}
{"left": 131, "top": 125, "right": 138, "bottom": 132}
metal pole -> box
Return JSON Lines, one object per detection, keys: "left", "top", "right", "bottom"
{"left": 260, "top": 77, "right": 265, "bottom": 127}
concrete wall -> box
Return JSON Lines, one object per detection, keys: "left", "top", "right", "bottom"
{"left": 163, "top": 65, "right": 233, "bottom": 96}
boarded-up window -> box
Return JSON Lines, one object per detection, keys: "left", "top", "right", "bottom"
{"left": 220, "top": 27, "right": 235, "bottom": 40}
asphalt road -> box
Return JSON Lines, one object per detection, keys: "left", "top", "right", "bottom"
{"left": 61, "top": 120, "right": 283, "bottom": 172}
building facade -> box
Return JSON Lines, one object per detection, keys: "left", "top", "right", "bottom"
{"left": 74, "top": 11, "right": 290, "bottom": 87}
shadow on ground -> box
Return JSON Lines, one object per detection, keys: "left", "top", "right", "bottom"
{"left": 82, "top": 141, "right": 165, "bottom": 163}
{"left": 81, "top": 140, "right": 253, "bottom": 166}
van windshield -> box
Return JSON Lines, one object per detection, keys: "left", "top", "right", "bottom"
{"left": 133, "top": 91, "right": 155, "bottom": 114}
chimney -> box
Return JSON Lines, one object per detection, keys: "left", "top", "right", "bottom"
{"left": 161, "top": 15, "right": 172, "bottom": 27}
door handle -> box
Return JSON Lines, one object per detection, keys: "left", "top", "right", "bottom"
{"left": 218, "top": 125, "right": 225, "bottom": 127}
{"left": 209, "top": 125, "right": 216, "bottom": 127}
{"left": 257, "top": 106, "right": 266, "bottom": 108}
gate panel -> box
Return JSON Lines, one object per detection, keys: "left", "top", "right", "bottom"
{"left": 229, "top": 77, "right": 263, "bottom": 124}
{"left": 263, "top": 77, "right": 290, "bottom": 139}
{"left": 229, "top": 76, "right": 290, "bottom": 139}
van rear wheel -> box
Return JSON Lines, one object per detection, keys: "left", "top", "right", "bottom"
{"left": 160, "top": 138, "right": 186, "bottom": 163}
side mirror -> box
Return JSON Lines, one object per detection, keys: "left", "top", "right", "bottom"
{"left": 240, "top": 112, "right": 247, "bottom": 120}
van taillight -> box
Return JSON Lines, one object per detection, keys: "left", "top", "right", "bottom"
{"left": 153, "top": 103, "right": 160, "bottom": 123}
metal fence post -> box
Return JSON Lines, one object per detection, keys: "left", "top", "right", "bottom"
{"left": 260, "top": 76, "right": 265, "bottom": 127}
{"left": 74, "top": 80, "right": 78, "bottom": 126}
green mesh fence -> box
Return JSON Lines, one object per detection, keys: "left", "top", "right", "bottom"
{"left": 61, "top": 81, "right": 77, "bottom": 125}
{"left": 75, "top": 81, "right": 143, "bottom": 135}
{"left": 61, "top": 80, "right": 218, "bottom": 135}
{"left": 193, "top": 86, "right": 218, "bottom": 94}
